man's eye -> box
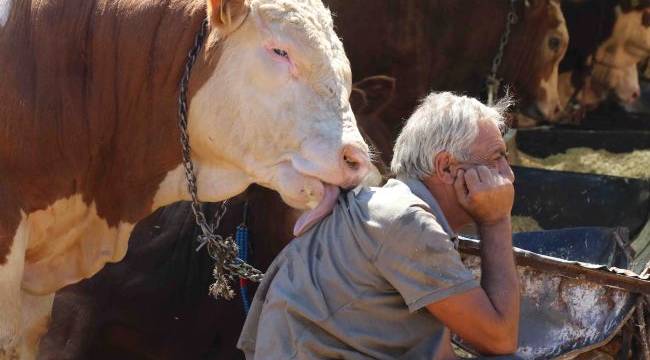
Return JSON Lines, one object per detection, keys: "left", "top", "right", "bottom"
{"left": 273, "top": 48, "right": 289, "bottom": 58}
{"left": 495, "top": 152, "right": 509, "bottom": 162}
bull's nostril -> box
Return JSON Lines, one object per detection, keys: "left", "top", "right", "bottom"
{"left": 344, "top": 154, "right": 360, "bottom": 171}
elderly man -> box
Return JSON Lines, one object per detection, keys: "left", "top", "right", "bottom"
{"left": 237, "top": 92, "right": 520, "bottom": 359}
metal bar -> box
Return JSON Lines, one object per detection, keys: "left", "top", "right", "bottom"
{"left": 458, "top": 237, "right": 650, "bottom": 295}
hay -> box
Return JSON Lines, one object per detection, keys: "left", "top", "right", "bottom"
{"left": 512, "top": 216, "right": 543, "bottom": 233}
{"left": 514, "top": 147, "right": 650, "bottom": 179}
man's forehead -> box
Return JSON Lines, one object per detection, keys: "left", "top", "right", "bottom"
{"left": 478, "top": 119, "right": 505, "bottom": 143}
{"left": 463, "top": 119, "right": 505, "bottom": 159}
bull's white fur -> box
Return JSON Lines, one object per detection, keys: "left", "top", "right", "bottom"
{"left": 0, "top": 216, "right": 27, "bottom": 355}
{"left": 152, "top": 163, "right": 252, "bottom": 209}
{"left": 183, "top": 0, "right": 366, "bottom": 209}
{"left": 20, "top": 195, "right": 134, "bottom": 295}
{"left": 0, "top": 0, "right": 11, "bottom": 27}
{"left": 18, "top": 293, "right": 54, "bottom": 360}
{"left": 1, "top": 196, "right": 133, "bottom": 358}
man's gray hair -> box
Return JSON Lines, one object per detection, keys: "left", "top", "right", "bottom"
{"left": 391, "top": 92, "right": 512, "bottom": 179}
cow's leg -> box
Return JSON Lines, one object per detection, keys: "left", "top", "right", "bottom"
{"left": 0, "top": 222, "right": 27, "bottom": 360}
{"left": 19, "top": 292, "right": 54, "bottom": 360}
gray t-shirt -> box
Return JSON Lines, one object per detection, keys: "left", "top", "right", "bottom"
{"left": 237, "top": 178, "right": 479, "bottom": 359}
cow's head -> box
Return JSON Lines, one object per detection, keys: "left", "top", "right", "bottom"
{"left": 184, "top": 0, "right": 370, "bottom": 231}
{"left": 501, "top": 0, "right": 568, "bottom": 122}
{"left": 557, "top": 4, "right": 650, "bottom": 116}
{"left": 587, "top": 6, "right": 650, "bottom": 104}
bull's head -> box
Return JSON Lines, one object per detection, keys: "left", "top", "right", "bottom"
{"left": 185, "top": 0, "right": 370, "bottom": 234}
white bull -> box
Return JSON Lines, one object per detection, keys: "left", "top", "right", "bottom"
{"left": 0, "top": 0, "right": 370, "bottom": 358}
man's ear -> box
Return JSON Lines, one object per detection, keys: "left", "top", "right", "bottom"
{"left": 207, "top": 0, "right": 249, "bottom": 36}
{"left": 434, "top": 151, "right": 455, "bottom": 185}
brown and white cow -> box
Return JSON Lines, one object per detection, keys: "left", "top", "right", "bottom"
{"left": 326, "top": 0, "right": 569, "bottom": 127}
{"left": 0, "top": 0, "right": 370, "bottom": 357}
{"left": 557, "top": 0, "right": 650, "bottom": 121}
{"left": 39, "top": 75, "right": 397, "bottom": 360}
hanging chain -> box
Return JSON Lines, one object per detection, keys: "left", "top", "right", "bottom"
{"left": 486, "top": 0, "right": 519, "bottom": 106}
{"left": 178, "top": 19, "right": 264, "bottom": 300}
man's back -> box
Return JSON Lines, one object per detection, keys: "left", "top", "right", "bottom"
{"left": 238, "top": 178, "right": 478, "bottom": 359}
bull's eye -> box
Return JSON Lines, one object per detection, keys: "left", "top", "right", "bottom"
{"left": 548, "top": 36, "right": 561, "bottom": 52}
{"left": 273, "top": 48, "right": 289, "bottom": 58}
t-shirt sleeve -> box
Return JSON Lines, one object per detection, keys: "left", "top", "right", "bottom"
{"left": 374, "top": 207, "right": 479, "bottom": 312}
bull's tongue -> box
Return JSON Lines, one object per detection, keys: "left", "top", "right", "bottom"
{"left": 293, "top": 184, "right": 340, "bottom": 237}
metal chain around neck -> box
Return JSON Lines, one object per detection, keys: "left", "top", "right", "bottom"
{"left": 486, "top": 0, "right": 520, "bottom": 106}
{"left": 178, "top": 19, "right": 264, "bottom": 301}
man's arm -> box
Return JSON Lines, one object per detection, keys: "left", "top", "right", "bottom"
{"left": 426, "top": 167, "right": 520, "bottom": 355}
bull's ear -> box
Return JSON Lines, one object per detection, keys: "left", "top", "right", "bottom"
{"left": 349, "top": 88, "right": 369, "bottom": 114}
{"left": 207, "top": 0, "right": 249, "bottom": 35}
{"left": 351, "top": 76, "right": 396, "bottom": 115}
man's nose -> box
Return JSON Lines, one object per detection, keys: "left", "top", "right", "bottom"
{"left": 499, "top": 158, "right": 515, "bottom": 183}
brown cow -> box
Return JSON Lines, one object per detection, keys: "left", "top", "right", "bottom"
{"left": 327, "top": 0, "right": 568, "bottom": 126}
{"left": 0, "top": 0, "right": 371, "bottom": 357}
{"left": 557, "top": 0, "right": 650, "bottom": 122}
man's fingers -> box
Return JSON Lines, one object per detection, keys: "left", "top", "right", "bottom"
{"left": 464, "top": 168, "right": 481, "bottom": 191}
{"left": 477, "top": 166, "right": 492, "bottom": 185}
{"left": 454, "top": 169, "right": 468, "bottom": 202}
{"left": 491, "top": 168, "right": 513, "bottom": 186}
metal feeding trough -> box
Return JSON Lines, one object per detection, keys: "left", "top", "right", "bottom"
{"left": 569, "top": 106, "right": 650, "bottom": 131}
{"left": 515, "top": 127, "right": 650, "bottom": 158}
{"left": 462, "top": 158, "right": 650, "bottom": 357}
{"left": 455, "top": 228, "right": 649, "bottom": 359}
{"left": 511, "top": 166, "right": 650, "bottom": 237}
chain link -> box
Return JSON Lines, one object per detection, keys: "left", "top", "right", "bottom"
{"left": 178, "top": 19, "right": 264, "bottom": 300}
{"left": 486, "top": 0, "right": 519, "bottom": 106}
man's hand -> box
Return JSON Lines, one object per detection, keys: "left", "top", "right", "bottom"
{"left": 453, "top": 166, "right": 514, "bottom": 226}
{"left": 426, "top": 165, "right": 520, "bottom": 356}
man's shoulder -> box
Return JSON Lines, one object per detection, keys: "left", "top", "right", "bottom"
{"left": 346, "top": 179, "right": 432, "bottom": 227}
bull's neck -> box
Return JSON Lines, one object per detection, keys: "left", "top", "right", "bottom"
{"left": 1, "top": 0, "right": 213, "bottom": 227}
{"left": 86, "top": 0, "right": 213, "bottom": 225}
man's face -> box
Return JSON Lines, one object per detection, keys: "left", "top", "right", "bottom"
{"left": 451, "top": 120, "right": 515, "bottom": 183}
